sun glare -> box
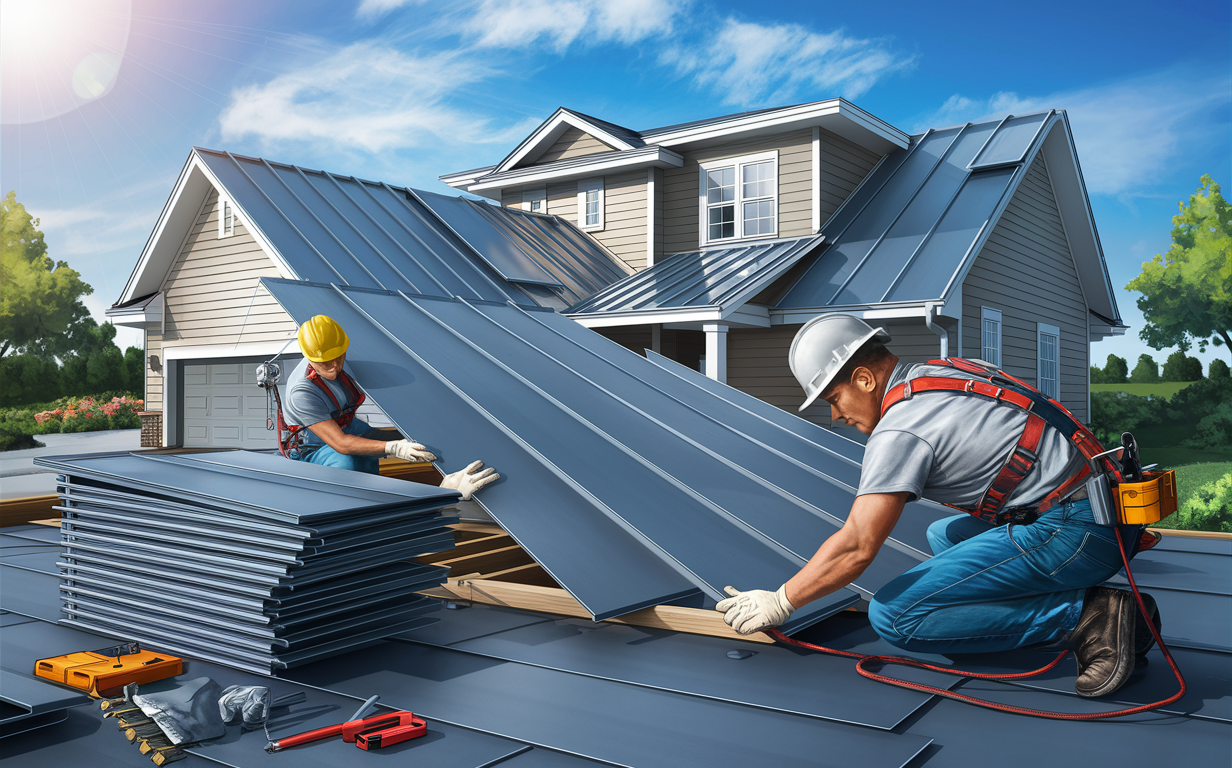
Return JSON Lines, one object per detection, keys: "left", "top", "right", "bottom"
{"left": 1, "top": 0, "right": 132, "bottom": 125}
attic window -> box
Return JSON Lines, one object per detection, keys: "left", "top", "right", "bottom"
{"left": 981, "top": 307, "right": 1002, "bottom": 368}
{"left": 523, "top": 188, "right": 546, "bottom": 214}
{"left": 699, "top": 151, "right": 778, "bottom": 245}
{"left": 578, "top": 178, "right": 603, "bottom": 231}
{"left": 1037, "top": 323, "right": 1060, "bottom": 399}
{"left": 219, "top": 200, "right": 235, "bottom": 238}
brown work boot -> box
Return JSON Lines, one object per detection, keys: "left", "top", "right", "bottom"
{"left": 1071, "top": 587, "right": 1136, "bottom": 698}
{"left": 1133, "top": 592, "right": 1161, "bottom": 658}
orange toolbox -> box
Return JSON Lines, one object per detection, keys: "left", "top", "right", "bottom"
{"left": 34, "top": 641, "right": 182, "bottom": 697}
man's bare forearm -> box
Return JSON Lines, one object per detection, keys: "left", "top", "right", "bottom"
{"left": 783, "top": 492, "right": 910, "bottom": 608}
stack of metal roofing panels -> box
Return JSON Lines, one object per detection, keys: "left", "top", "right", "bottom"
{"left": 260, "top": 278, "right": 958, "bottom": 634}
{"left": 32, "top": 450, "right": 461, "bottom": 675}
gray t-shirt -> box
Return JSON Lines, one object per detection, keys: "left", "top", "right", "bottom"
{"left": 857, "top": 362, "right": 1085, "bottom": 508}
{"left": 281, "top": 358, "right": 368, "bottom": 447}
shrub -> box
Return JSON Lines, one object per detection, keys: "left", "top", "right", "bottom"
{"left": 1185, "top": 401, "right": 1232, "bottom": 449}
{"left": 1161, "top": 350, "right": 1204, "bottom": 382}
{"left": 1171, "top": 473, "right": 1232, "bottom": 533}
{"left": 1211, "top": 359, "right": 1230, "bottom": 380}
{"left": 1130, "top": 354, "right": 1159, "bottom": 383}
{"left": 1089, "top": 391, "right": 1167, "bottom": 446}
{"left": 1103, "top": 354, "right": 1128, "bottom": 384}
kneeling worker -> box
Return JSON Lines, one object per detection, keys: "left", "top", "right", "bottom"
{"left": 717, "top": 314, "right": 1157, "bottom": 698}
{"left": 282, "top": 314, "right": 499, "bottom": 500}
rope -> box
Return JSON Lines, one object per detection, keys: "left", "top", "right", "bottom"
{"left": 767, "top": 527, "right": 1186, "bottom": 720}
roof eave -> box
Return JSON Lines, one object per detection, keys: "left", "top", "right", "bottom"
{"left": 467, "top": 146, "right": 684, "bottom": 193}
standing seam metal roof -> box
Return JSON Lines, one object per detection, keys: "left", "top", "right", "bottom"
{"left": 193, "top": 148, "right": 630, "bottom": 309}
{"left": 775, "top": 111, "right": 1055, "bottom": 309}
{"left": 566, "top": 235, "right": 824, "bottom": 316}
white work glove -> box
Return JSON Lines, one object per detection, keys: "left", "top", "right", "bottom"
{"left": 218, "top": 685, "right": 271, "bottom": 728}
{"left": 440, "top": 460, "right": 499, "bottom": 501}
{"left": 716, "top": 585, "right": 795, "bottom": 635}
{"left": 385, "top": 439, "right": 436, "bottom": 463}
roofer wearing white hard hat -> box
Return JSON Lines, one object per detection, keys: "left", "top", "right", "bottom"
{"left": 278, "top": 315, "right": 499, "bottom": 500}
{"left": 717, "top": 313, "right": 1160, "bottom": 699}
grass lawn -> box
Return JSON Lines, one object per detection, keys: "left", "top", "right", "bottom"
{"left": 1090, "top": 382, "right": 1196, "bottom": 398}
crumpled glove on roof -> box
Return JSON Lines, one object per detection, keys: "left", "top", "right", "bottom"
{"left": 132, "top": 677, "right": 226, "bottom": 745}
{"left": 218, "top": 684, "right": 272, "bottom": 729}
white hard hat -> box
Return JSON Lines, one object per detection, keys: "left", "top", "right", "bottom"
{"left": 789, "top": 314, "right": 891, "bottom": 412}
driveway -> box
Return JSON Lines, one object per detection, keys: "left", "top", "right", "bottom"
{"left": 1, "top": 430, "right": 141, "bottom": 499}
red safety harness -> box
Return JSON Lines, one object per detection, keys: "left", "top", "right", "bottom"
{"left": 271, "top": 366, "right": 366, "bottom": 459}
{"left": 767, "top": 357, "right": 1185, "bottom": 720}
{"left": 880, "top": 356, "right": 1120, "bottom": 526}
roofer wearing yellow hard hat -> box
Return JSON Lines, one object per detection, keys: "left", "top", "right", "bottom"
{"left": 280, "top": 315, "right": 499, "bottom": 500}
{"left": 717, "top": 313, "right": 1161, "bottom": 699}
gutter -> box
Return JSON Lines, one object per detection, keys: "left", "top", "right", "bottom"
{"left": 925, "top": 301, "right": 949, "bottom": 359}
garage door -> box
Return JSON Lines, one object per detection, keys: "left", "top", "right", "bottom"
{"left": 182, "top": 358, "right": 281, "bottom": 448}
{"left": 182, "top": 357, "right": 395, "bottom": 448}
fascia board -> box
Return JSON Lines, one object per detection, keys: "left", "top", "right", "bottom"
{"left": 162, "top": 338, "right": 298, "bottom": 361}
{"left": 439, "top": 165, "right": 497, "bottom": 188}
{"left": 116, "top": 152, "right": 202, "bottom": 305}
{"left": 568, "top": 306, "right": 723, "bottom": 328}
{"left": 191, "top": 150, "right": 299, "bottom": 283}
{"left": 771, "top": 302, "right": 934, "bottom": 325}
{"left": 719, "top": 304, "right": 772, "bottom": 328}
{"left": 469, "top": 147, "right": 683, "bottom": 192}
{"left": 1041, "top": 113, "right": 1121, "bottom": 323}
{"left": 495, "top": 109, "right": 638, "bottom": 174}
{"left": 648, "top": 99, "right": 908, "bottom": 152}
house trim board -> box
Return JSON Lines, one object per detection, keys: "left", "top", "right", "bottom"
{"left": 494, "top": 108, "right": 641, "bottom": 174}
{"left": 467, "top": 145, "right": 683, "bottom": 193}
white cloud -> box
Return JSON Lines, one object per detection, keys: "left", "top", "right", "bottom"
{"left": 660, "top": 19, "right": 914, "bottom": 107}
{"left": 218, "top": 43, "right": 529, "bottom": 152}
{"left": 913, "top": 72, "right": 1230, "bottom": 197}
{"left": 465, "top": 0, "right": 686, "bottom": 51}
{"left": 355, "top": 0, "right": 427, "bottom": 18}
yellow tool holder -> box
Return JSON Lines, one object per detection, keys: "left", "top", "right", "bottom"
{"left": 1113, "top": 469, "right": 1178, "bottom": 525}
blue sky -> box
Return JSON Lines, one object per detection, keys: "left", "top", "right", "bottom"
{"left": 2, "top": 0, "right": 1229, "bottom": 367}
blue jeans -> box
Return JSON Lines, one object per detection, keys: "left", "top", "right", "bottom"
{"left": 291, "top": 420, "right": 381, "bottom": 475}
{"left": 868, "top": 500, "right": 1133, "bottom": 654}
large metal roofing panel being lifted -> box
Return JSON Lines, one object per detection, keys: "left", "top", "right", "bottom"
{"left": 566, "top": 235, "right": 824, "bottom": 320}
{"left": 262, "top": 278, "right": 957, "bottom": 633}
{"left": 191, "top": 148, "right": 628, "bottom": 308}
{"left": 775, "top": 111, "right": 1055, "bottom": 310}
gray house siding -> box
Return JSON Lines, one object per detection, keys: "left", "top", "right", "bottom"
{"left": 533, "top": 127, "right": 616, "bottom": 165}
{"left": 961, "top": 154, "right": 1089, "bottom": 421}
{"left": 818, "top": 130, "right": 883, "bottom": 227}
{"left": 661, "top": 129, "right": 813, "bottom": 254}
{"left": 592, "top": 170, "right": 648, "bottom": 271}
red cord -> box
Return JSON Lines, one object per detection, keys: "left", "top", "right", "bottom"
{"left": 767, "top": 527, "right": 1187, "bottom": 720}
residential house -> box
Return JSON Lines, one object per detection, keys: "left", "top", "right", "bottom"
{"left": 107, "top": 148, "right": 631, "bottom": 448}
{"left": 442, "top": 100, "right": 1126, "bottom": 426}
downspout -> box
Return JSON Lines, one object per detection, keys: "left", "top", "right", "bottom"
{"left": 925, "top": 301, "right": 949, "bottom": 359}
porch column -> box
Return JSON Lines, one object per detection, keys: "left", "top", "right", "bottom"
{"left": 651, "top": 324, "right": 661, "bottom": 354}
{"left": 703, "top": 323, "right": 728, "bottom": 384}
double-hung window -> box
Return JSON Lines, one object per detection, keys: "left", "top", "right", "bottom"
{"left": 699, "top": 151, "right": 777, "bottom": 245}
{"left": 578, "top": 178, "right": 604, "bottom": 231}
{"left": 1037, "top": 323, "right": 1060, "bottom": 399}
{"left": 981, "top": 307, "right": 1002, "bottom": 368}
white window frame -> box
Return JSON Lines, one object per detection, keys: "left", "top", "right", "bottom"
{"left": 577, "top": 178, "right": 604, "bottom": 231}
{"left": 218, "top": 198, "right": 235, "bottom": 238}
{"left": 698, "top": 150, "right": 778, "bottom": 246}
{"left": 981, "top": 307, "right": 1002, "bottom": 368}
{"left": 522, "top": 187, "right": 547, "bottom": 215}
{"left": 1037, "top": 322, "right": 1061, "bottom": 400}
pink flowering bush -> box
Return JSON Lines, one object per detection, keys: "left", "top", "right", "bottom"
{"left": 31, "top": 395, "right": 144, "bottom": 433}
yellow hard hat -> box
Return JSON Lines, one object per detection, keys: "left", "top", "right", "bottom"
{"left": 297, "top": 315, "right": 349, "bottom": 362}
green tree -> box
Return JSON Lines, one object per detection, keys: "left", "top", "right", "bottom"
{"left": 1161, "top": 350, "right": 1204, "bottom": 382}
{"left": 1102, "top": 354, "right": 1128, "bottom": 383}
{"left": 0, "top": 354, "right": 61, "bottom": 407}
{"left": 123, "top": 346, "right": 145, "bottom": 396}
{"left": 0, "top": 191, "right": 93, "bottom": 357}
{"left": 1130, "top": 354, "right": 1159, "bottom": 383}
{"left": 1127, "top": 175, "right": 1232, "bottom": 364}
{"left": 1212, "top": 359, "right": 1231, "bottom": 380}
{"left": 1090, "top": 365, "right": 1106, "bottom": 384}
